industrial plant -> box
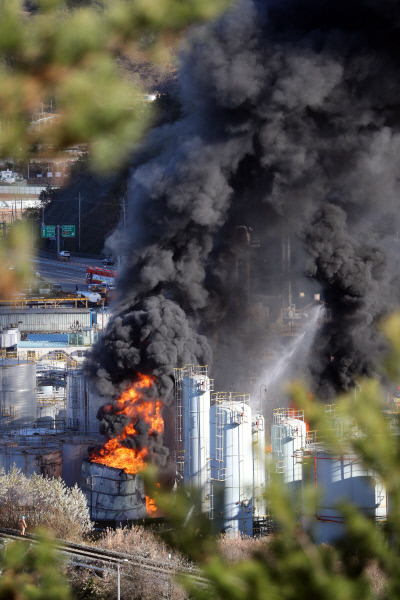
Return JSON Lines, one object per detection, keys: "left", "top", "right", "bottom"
{"left": 0, "top": 307, "right": 392, "bottom": 543}
{"left": 2, "top": 0, "right": 400, "bottom": 550}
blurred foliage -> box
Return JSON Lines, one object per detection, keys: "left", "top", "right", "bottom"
{"left": 0, "top": 0, "right": 229, "bottom": 172}
{"left": 0, "top": 532, "right": 72, "bottom": 600}
{"left": 143, "top": 313, "right": 400, "bottom": 600}
{"left": 0, "top": 222, "right": 34, "bottom": 299}
{"left": 0, "top": 0, "right": 229, "bottom": 298}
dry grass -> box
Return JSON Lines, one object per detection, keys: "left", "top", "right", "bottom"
{"left": 70, "top": 527, "right": 389, "bottom": 600}
{"left": 87, "top": 526, "right": 189, "bottom": 600}
{"left": 217, "top": 534, "right": 271, "bottom": 563}
{"left": 365, "top": 560, "right": 388, "bottom": 599}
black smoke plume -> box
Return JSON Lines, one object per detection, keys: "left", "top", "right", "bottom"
{"left": 87, "top": 0, "right": 400, "bottom": 452}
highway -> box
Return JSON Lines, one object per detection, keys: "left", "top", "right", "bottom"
{"left": 35, "top": 252, "right": 107, "bottom": 292}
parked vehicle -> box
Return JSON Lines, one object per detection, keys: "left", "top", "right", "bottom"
{"left": 76, "top": 289, "right": 102, "bottom": 306}
{"left": 52, "top": 283, "right": 62, "bottom": 293}
{"left": 88, "top": 283, "right": 116, "bottom": 305}
{"left": 103, "top": 256, "right": 115, "bottom": 266}
{"left": 58, "top": 251, "right": 70, "bottom": 262}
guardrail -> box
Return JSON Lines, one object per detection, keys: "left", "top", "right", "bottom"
{"left": 0, "top": 297, "right": 89, "bottom": 309}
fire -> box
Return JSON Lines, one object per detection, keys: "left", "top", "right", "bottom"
{"left": 146, "top": 496, "right": 157, "bottom": 515}
{"left": 90, "top": 374, "right": 163, "bottom": 514}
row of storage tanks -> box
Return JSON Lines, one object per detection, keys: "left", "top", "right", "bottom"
{"left": 177, "top": 366, "right": 267, "bottom": 537}
{"left": 179, "top": 367, "right": 389, "bottom": 542}
{"left": 0, "top": 357, "right": 106, "bottom": 434}
{"left": 0, "top": 358, "right": 105, "bottom": 487}
{"left": 271, "top": 408, "right": 388, "bottom": 544}
{"left": 0, "top": 357, "right": 389, "bottom": 540}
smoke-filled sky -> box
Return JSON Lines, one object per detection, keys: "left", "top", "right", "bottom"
{"left": 87, "top": 0, "right": 400, "bottom": 460}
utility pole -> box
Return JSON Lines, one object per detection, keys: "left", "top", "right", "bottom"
{"left": 78, "top": 192, "right": 81, "bottom": 250}
{"left": 122, "top": 196, "right": 126, "bottom": 231}
{"left": 57, "top": 224, "right": 60, "bottom": 255}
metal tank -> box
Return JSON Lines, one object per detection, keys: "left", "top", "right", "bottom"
{"left": 306, "top": 452, "right": 388, "bottom": 544}
{"left": 81, "top": 460, "right": 147, "bottom": 522}
{"left": 252, "top": 414, "right": 267, "bottom": 520}
{"left": 66, "top": 370, "right": 107, "bottom": 437}
{"left": 182, "top": 372, "right": 211, "bottom": 513}
{"left": 271, "top": 409, "right": 306, "bottom": 485}
{"left": 174, "top": 365, "right": 213, "bottom": 514}
{"left": 1, "top": 328, "right": 20, "bottom": 348}
{"left": 0, "top": 357, "right": 37, "bottom": 428}
{"left": 210, "top": 393, "right": 254, "bottom": 537}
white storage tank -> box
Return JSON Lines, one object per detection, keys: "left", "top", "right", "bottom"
{"left": 271, "top": 409, "right": 306, "bottom": 485}
{"left": 182, "top": 373, "right": 211, "bottom": 514}
{"left": 252, "top": 414, "right": 266, "bottom": 519}
{"left": 210, "top": 393, "right": 253, "bottom": 537}
{"left": 0, "top": 357, "right": 37, "bottom": 427}
{"left": 306, "top": 452, "right": 388, "bottom": 544}
{"left": 1, "top": 328, "right": 20, "bottom": 348}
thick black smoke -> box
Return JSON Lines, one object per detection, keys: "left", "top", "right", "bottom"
{"left": 87, "top": 0, "right": 400, "bottom": 452}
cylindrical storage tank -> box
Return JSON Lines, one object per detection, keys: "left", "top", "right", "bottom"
{"left": 271, "top": 416, "right": 306, "bottom": 484}
{"left": 182, "top": 374, "right": 211, "bottom": 514}
{"left": 210, "top": 397, "right": 253, "bottom": 537}
{"left": 37, "top": 400, "right": 65, "bottom": 425}
{"left": 66, "top": 371, "right": 107, "bottom": 437}
{"left": 252, "top": 415, "right": 266, "bottom": 518}
{"left": 81, "top": 460, "right": 147, "bottom": 522}
{"left": 307, "top": 453, "right": 388, "bottom": 544}
{"left": 39, "top": 385, "right": 53, "bottom": 396}
{"left": 1, "top": 328, "right": 20, "bottom": 348}
{"left": 0, "top": 359, "right": 37, "bottom": 427}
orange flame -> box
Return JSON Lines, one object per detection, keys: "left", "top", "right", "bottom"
{"left": 146, "top": 496, "right": 158, "bottom": 515}
{"left": 90, "top": 374, "right": 163, "bottom": 515}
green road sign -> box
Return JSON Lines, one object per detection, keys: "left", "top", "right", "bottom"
{"left": 41, "top": 225, "right": 56, "bottom": 238}
{"left": 62, "top": 225, "right": 75, "bottom": 237}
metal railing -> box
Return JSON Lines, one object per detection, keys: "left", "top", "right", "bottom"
{"left": 0, "top": 297, "right": 88, "bottom": 309}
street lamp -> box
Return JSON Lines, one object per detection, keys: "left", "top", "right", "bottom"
{"left": 69, "top": 559, "right": 129, "bottom": 600}
{"left": 117, "top": 559, "right": 129, "bottom": 600}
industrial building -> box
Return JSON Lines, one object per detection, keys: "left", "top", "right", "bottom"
{"left": 0, "top": 308, "right": 92, "bottom": 333}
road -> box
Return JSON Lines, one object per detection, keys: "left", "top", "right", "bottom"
{"left": 35, "top": 252, "right": 106, "bottom": 292}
